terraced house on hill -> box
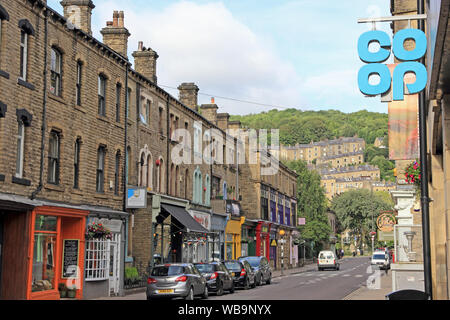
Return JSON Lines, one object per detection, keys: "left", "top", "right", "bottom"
{"left": 0, "top": 0, "right": 299, "bottom": 300}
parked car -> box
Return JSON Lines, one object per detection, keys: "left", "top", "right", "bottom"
{"left": 224, "top": 259, "right": 256, "bottom": 289}
{"left": 371, "top": 251, "right": 391, "bottom": 270}
{"left": 317, "top": 250, "right": 340, "bottom": 271}
{"left": 194, "top": 262, "right": 235, "bottom": 296}
{"left": 238, "top": 256, "right": 272, "bottom": 285}
{"left": 146, "top": 263, "right": 208, "bottom": 300}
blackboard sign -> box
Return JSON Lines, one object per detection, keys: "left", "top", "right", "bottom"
{"left": 62, "top": 239, "right": 79, "bottom": 279}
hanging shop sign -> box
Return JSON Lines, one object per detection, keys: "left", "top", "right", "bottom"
{"left": 126, "top": 187, "right": 147, "bottom": 209}
{"left": 358, "top": 28, "right": 427, "bottom": 101}
{"left": 376, "top": 212, "right": 397, "bottom": 232}
{"left": 270, "top": 239, "right": 277, "bottom": 247}
{"left": 189, "top": 210, "right": 211, "bottom": 231}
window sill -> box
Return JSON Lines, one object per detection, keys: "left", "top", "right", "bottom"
{"left": 96, "top": 115, "right": 110, "bottom": 124}
{"left": 71, "top": 188, "right": 84, "bottom": 196}
{"left": 0, "top": 70, "right": 10, "bottom": 79}
{"left": 0, "top": 174, "right": 5, "bottom": 182}
{"left": 12, "top": 176, "right": 31, "bottom": 186}
{"left": 127, "top": 118, "right": 134, "bottom": 126}
{"left": 45, "top": 183, "right": 64, "bottom": 192}
{"left": 73, "top": 104, "right": 87, "bottom": 114}
{"left": 94, "top": 193, "right": 109, "bottom": 200}
{"left": 114, "top": 122, "right": 124, "bottom": 130}
{"left": 17, "top": 78, "right": 35, "bottom": 90}
{"left": 48, "top": 93, "right": 67, "bottom": 105}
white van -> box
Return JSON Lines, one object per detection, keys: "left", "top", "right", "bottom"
{"left": 317, "top": 250, "right": 340, "bottom": 271}
{"left": 371, "top": 251, "right": 390, "bottom": 270}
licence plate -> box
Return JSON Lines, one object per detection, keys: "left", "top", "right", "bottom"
{"left": 157, "top": 289, "right": 174, "bottom": 294}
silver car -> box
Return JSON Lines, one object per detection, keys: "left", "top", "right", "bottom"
{"left": 146, "top": 263, "right": 208, "bottom": 300}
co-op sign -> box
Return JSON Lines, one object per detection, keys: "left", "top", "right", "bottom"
{"left": 357, "top": 28, "right": 427, "bottom": 100}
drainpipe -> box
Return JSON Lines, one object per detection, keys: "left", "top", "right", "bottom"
{"left": 121, "top": 63, "right": 129, "bottom": 296}
{"left": 31, "top": 9, "right": 49, "bottom": 200}
{"left": 417, "top": 0, "right": 432, "bottom": 300}
{"left": 166, "top": 95, "right": 170, "bottom": 195}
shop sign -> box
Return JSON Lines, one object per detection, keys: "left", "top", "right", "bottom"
{"left": 189, "top": 210, "right": 211, "bottom": 230}
{"left": 270, "top": 239, "right": 277, "bottom": 247}
{"left": 376, "top": 212, "right": 396, "bottom": 232}
{"left": 62, "top": 239, "right": 80, "bottom": 279}
{"left": 358, "top": 28, "right": 427, "bottom": 101}
{"left": 126, "top": 187, "right": 147, "bottom": 208}
{"left": 261, "top": 226, "right": 268, "bottom": 234}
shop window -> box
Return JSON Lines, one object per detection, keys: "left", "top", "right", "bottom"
{"left": 85, "top": 239, "right": 109, "bottom": 281}
{"left": 31, "top": 215, "right": 57, "bottom": 293}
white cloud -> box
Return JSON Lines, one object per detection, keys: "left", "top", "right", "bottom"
{"left": 91, "top": 1, "right": 304, "bottom": 115}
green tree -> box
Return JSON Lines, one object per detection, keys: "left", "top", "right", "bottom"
{"left": 331, "top": 189, "right": 393, "bottom": 248}
{"left": 285, "top": 160, "right": 331, "bottom": 243}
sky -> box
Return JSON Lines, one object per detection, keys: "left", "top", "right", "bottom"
{"left": 47, "top": 0, "right": 393, "bottom": 116}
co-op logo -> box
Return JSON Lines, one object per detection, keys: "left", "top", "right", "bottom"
{"left": 357, "top": 29, "right": 427, "bottom": 100}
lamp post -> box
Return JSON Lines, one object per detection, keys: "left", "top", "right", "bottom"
{"left": 279, "top": 229, "right": 285, "bottom": 276}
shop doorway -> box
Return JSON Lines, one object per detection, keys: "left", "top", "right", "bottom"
{"left": 109, "top": 233, "right": 120, "bottom": 296}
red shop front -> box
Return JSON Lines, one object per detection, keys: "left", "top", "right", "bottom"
{"left": 1, "top": 205, "right": 88, "bottom": 300}
{"left": 255, "top": 221, "right": 271, "bottom": 260}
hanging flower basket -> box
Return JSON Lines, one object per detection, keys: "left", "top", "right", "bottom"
{"left": 85, "top": 222, "right": 112, "bottom": 240}
{"left": 405, "top": 160, "right": 421, "bottom": 196}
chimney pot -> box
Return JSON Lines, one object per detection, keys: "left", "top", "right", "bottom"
{"left": 113, "top": 11, "right": 119, "bottom": 26}
{"left": 211, "top": 97, "right": 215, "bottom": 104}
{"left": 118, "top": 11, "right": 124, "bottom": 27}
{"left": 106, "top": 21, "right": 113, "bottom": 26}
{"left": 138, "top": 41, "right": 143, "bottom": 51}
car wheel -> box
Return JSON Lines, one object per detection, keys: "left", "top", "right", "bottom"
{"left": 244, "top": 278, "right": 250, "bottom": 290}
{"left": 202, "top": 286, "right": 209, "bottom": 299}
{"left": 216, "top": 281, "right": 224, "bottom": 296}
{"left": 229, "top": 282, "right": 235, "bottom": 294}
{"left": 259, "top": 275, "right": 264, "bottom": 286}
{"left": 146, "top": 295, "right": 152, "bottom": 301}
{"left": 185, "top": 287, "right": 194, "bottom": 300}
{"left": 251, "top": 277, "right": 257, "bottom": 288}
{"left": 266, "top": 275, "right": 271, "bottom": 285}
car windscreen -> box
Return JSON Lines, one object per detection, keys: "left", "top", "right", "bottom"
{"left": 373, "top": 254, "right": 386, "bottom": 260}
{"left": 240, "top": 257, "right": 260, "bottom": 268}
{"left": 224, "top": 262, "right": 242, "bottom": 271}
{"left": 194, "top": 264, "right": 215, "bottom": 273}
{"left": 319, "top": 253, "right": 333, "bottom": 259}
{"left": 151, "top": 266, "right": 185, "bottom": 276}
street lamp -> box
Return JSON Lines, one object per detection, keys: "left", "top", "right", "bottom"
{"left": 279, "top": 229, "right": 285, "bottom": 276}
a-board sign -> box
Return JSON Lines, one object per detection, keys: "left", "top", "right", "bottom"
{"left": 62, "top": 239, "right": 80, "bottom": 279}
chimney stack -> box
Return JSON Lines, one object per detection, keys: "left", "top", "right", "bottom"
{"left": 132, "top": 41, "right": 159, "bottom": 83}
{"left": 199, "top": 98, "right": 218, "bottom": 124}
{"left": 178, "top": 83, "right": 199, "bottom": 112}
{"left": 60, "top": 0, "right": 95, "bottom": 35}
{"left": 216, "top": 113, "right": 230, "bottom": 131}
{"left": 100, "top": 10, "right": 130, "bottom": 59}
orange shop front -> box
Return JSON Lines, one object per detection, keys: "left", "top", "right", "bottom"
{"left": 0, "top": 203, "right": 88, "bottom": 300}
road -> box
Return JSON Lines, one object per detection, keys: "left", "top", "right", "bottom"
{"left": 210, "top": 256, "right": 376, "bottom": 300}
{"left": 102, "top": 257, "right": 382, "bottom": 300}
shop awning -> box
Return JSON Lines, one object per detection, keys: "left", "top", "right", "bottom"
{"left": 161, "top": 204, "right": 209, "bottom": 234}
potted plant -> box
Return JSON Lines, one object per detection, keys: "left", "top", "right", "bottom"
{"left": 58, "top": 283, "right": 67, "bottom": 298}
{"left": 66, "top": 283, "right": 77, "bottom": 298}
{"left": 404, "top": 160, "right": 421, "bottom": 197}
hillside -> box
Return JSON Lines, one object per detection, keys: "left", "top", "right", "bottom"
{"left": 229, "top": 109, "right": 388, "bottom": 146}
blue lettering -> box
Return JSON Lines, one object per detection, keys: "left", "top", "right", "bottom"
{"left": 392, "top": 61, "right": 427, "bottom": 100}
{"left": 392, "top": 28, "right": 427, "bottom": 61}
{"left": 357, "top": 30, "right": 391, "bottom": 63}
{"left": 358, "top": 63, "right": 391, "bottom": 96}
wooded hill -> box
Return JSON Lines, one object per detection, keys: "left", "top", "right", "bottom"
{"left": 229, "top": 108, "right": 388, "bottom": 146}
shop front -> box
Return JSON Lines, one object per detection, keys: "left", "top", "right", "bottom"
{"left": 188, "top": 209, "right": 212, "bottom": 263}
{"left": 255, "top": 221, "right": 271, "bottom": 259}
{"left": 241, "top": 220, "right": 257, "bottom": 257}
{"left": 83, "top": 211, "right": 127, "bottom": 300}
{"left": 210, "top": 212, "right": 227, "bottom": 261}
{"left": 224, "top": 216, "right": 245, "bottom": 260}
{"left": 0, "top": 196, "right": 88, "bottom": 300}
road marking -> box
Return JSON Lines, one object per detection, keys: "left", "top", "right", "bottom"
{"left": 355, "top": 275, "right": 363, "bottom": 278}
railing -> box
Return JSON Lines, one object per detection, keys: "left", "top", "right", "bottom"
{"left": 394, "top": 224, "right": 423, "bottom": 263}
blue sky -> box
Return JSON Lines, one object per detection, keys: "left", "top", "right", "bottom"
{"left": 48, "top": 0, "right": 393, "bottom": 115}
